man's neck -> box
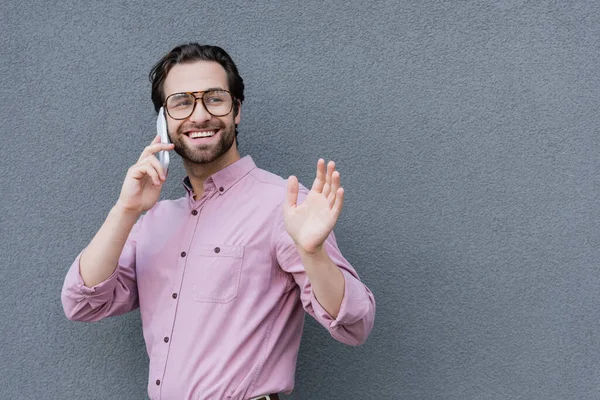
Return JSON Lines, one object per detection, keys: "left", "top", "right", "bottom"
{"left": 183, "top": 148, "right": 241, "bottom": 200}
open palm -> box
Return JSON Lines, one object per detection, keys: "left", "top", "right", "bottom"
{"left": 284, "top": 159, "right": 345, "bottom": 254}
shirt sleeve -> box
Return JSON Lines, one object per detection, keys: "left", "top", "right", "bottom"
{"left": 271, "top": 201, "right": 376, "bottom": 346}
{"left": 60, "top": 217, "right": 143, "bottom": 322}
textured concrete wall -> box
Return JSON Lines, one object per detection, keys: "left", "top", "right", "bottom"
{"left": 2, "top": 1, "right": 600, "bottom": 399}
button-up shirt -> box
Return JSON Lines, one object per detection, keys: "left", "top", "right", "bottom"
{"left": 61, "top": 156, "right": 375, "bottom": 400}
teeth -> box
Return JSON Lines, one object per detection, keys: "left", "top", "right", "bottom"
{"left": 189, "top": 131, "right": 215, "bottom": 139}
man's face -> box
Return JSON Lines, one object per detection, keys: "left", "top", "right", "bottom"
{"left": 162, "top": 61, "right": 241, "bottom": 165}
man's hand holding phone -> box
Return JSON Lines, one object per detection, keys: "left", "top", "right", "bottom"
{"left": 116, "top": 136, "right": 174, "bottom": 214}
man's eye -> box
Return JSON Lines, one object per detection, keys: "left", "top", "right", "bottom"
{"left": 171, "top": 98, "right": 193, "bottom": 108}
{"left": 205, "top": 97, "right": 224, "bottom": 104}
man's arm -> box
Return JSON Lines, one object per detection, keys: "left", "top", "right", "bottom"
{"left": 80, "top": 135, "right": 174, "bottom": 286}
{"left": 275, "top": 208, "right": 375, "bottom": 346}
{"left": 79, "top": 204, "right": 140, "bottom": 287}
{"left": 295, "top": 246, "right": 345, "bottom": 318}
{"left": 282, "top": 159, "right": 375, "bottom": 345}
{"left": 284, "top": 159, "right": 348, "bottom": 317}
{"left": 61, "top": 136, "right": 174, "bottom": 321}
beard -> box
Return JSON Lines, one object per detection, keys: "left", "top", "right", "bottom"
{"left": 171, "top": 119, "right": 236, "bottom": 165}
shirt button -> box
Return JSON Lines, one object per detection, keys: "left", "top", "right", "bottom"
{"left": 172, "top": 293, "right": 178, "bottom": 299}
{"left": 156, "top": 380, "right": 161, "bottom": 386}
{"left": 181, "top": 252, "right": 186, "bottom": 257}
{"left": 164, "top": 337, "right": 169, "bottom": 343}
{"left": 214, "top": 247, "right": 220, "bottom": 254}
{"left": 191, "top": 210, "right": 198, "bottom": 216}
{"left": 218, "top": 187, "right": 224, "bottom": 192}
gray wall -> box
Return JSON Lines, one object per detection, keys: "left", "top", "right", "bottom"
{"left": 2, "top": 1, "right": 600, "bottom": 399}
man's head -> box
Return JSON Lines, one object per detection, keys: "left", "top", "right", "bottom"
{"left": 149, "top": 43, "right": 245, "bottom": 165}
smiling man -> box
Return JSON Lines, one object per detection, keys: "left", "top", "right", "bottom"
{"left": 61, "top": 43, "right": 375, "bottom": 400}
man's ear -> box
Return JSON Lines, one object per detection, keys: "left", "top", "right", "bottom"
{"left": 234, "top": 100, "right": 242, "bottom": 124}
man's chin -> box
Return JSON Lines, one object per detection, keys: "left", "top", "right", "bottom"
{"left": 174, "top": 147, "right": 223, "bottom": 165}
{"left": 180, "top": 152, "right": 219, "bottom": 165}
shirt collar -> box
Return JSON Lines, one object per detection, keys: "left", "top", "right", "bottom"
{"left": 182, "top": 156, "right": 256, "bottom": 196}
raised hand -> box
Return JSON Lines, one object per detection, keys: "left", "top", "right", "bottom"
{"left": 284, "top": 159, "right": 345, "bottom": 254}
{"left": 116, "top": 136, "right": 174, "bottom": 214}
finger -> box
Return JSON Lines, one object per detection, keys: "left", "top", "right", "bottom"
{"left": 138, "top": 139, "right": 174, "bottom": 162}
{"left": 140, "top": 136, "right": 161, "bottom": 159}
{"left": 286, "top": 175, "right": 299, "bottom": 208}
{"left": 322, "top": 161, "right": 335, "bottom": 198}
{"left": 141, "top": 155, "right": 167, "bottom": 181}
{"left": 332, "top": 187, "right": 345, "bottom": 219}
{"left": 131, "top": 163, "right": 162, "bottom": 186}
{"left": 138, "top": 142, "right": 174, "bottom": 162}
{"left": 328, "top": 171, "right": 341, "bottom": 208}
{"left": 311, "top": 159, "right": 326, "bottom": 193}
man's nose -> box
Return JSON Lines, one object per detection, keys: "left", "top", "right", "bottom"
{"left": 189, "top": 99, "right": 212, "bottom": 123}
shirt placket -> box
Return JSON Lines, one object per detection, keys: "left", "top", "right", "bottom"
{"left": 154, "top": 191, "right": 213, "bottom": 399}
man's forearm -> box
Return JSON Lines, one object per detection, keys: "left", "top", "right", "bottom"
{"left": 79, "top": 204, "right": 140, "bottom": 287}
{"left": 298, "top": 246, "right": 345, "bottom": 319}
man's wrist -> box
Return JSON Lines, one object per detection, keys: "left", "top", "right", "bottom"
{"left": 112, "top": 202, "right": 142, "bottom": 221}
{"left": 295, "top": 243, "right": 326, "bottom": 258}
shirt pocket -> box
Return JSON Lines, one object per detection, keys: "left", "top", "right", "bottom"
{"left": 188, "top": 244, "right": 244, "bottom": 303}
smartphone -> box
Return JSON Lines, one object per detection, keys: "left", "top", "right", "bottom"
{"left": 156, "top": 107, "right": 170, "bottom": 175}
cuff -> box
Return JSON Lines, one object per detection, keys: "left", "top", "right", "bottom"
{"left": 310, "top": 269, "right": 369, "bottom": 329}
{"left": 62, "top": 251, "right": 121, "bottom": 307}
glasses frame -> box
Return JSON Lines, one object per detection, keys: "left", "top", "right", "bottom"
{"left": 163, "top": 89, "right": 235, "bottom": 120}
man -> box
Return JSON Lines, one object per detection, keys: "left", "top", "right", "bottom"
{"left": 61, "top": 43, "right": 375, "bottom": 400}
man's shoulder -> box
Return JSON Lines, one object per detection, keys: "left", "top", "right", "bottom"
{"left": 248, "top": 166, "right": 287, "bottom": 188}
{"left": 247, "top": 166, "right": 309, "bottom": 196}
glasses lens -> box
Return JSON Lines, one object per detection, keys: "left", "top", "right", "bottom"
{"left": 202, "top": 90, "right": 233, "bottom": 117}
{"left": 166, "top": 93, "right": 196, "bottom": 119}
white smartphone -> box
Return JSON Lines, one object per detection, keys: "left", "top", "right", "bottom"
{"left": 156, "top": 107, "right": 170, "bottom": 175}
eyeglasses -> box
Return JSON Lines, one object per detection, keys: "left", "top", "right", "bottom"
{"left": 164, "top": 89, "right": 235, "bottom": 120}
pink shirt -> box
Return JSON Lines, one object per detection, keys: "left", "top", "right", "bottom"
{"left": 61, "top": 156, "right": 375, "bottom": 400}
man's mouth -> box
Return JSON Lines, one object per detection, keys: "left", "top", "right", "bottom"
{"left": 186, "top": 130, "right": 217, "bottom": 139}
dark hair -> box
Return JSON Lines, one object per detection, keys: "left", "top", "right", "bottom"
{"left": 149, "top": 43, "right": 245, "bottom": 126}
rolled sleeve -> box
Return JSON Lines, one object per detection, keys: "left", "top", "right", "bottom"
{"left": 309, "top": 269, "right": 373, "bottom": 328}
{"left": 61, "top": 220, "right": 142, "bottom": 322}
{"left": 302, "top": 252, "right": 376, "bottom": 346}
